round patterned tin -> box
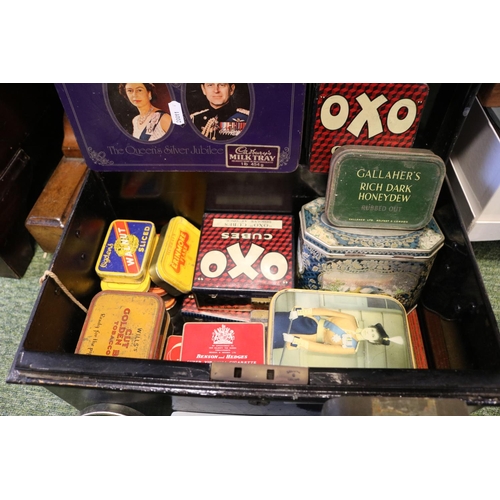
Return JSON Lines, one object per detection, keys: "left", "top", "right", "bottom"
{"left": 298, "top": 197, "right": 444, "bottom": 310}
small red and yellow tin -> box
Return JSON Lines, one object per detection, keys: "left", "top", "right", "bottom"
{"left": 95, "top": 219, "right": 156, "bottom": 284}
{"left": 75, "top": 290, "right": 165, "bottom": 360}
{"left": 149, "top": 216, "right": 200, "bottom": 296}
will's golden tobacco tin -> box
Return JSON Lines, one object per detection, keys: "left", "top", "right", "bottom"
{"left": 75, "top": 291, "right": 165, "bottom": 359}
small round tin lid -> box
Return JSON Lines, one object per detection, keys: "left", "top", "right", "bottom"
{"left": 300, "top": 197, "right": 444, "bottom": 258}
{"left": 325, "top": 146, "right": 445, "bottom": 230}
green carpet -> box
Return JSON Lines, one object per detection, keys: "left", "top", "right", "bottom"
{"left": 1, "top": 242, "right": 500, "bottom": 416}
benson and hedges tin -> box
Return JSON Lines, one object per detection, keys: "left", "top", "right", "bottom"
{"left": 149, "top": 216, "right": 200, "bottom": 296}
{"left": 192, "top": 213, "right": 294, "bottom": 308}
{"left": 95, "top": 219, "right": 156, "bottom": 284}
{"left": 267, "top": 289, "right": 415, "bottom": 369}
{"left": 181, "top": 322, "right": 265, "bottom": 364}
{"left": 298, "top": 198, "right": 444, "bottom": 310}
{"left": 75, "top": 291, "right": 166, "bottom": 359}
{"left": 325, "top": 146, "right": 445, "bottom": 230}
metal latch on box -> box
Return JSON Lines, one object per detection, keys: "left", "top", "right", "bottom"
{"left": 210, "top": 362, "right": 309, "bottom": 385}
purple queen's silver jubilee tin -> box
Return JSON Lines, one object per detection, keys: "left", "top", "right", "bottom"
{"left": 297, "top": 198, "right": 444, "bottom": 310}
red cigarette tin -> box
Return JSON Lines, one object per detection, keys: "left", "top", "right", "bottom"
{"left": 180, "top": 322, "right": 265, "bottom": 364}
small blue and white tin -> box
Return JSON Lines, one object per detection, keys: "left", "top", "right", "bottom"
{"left": 297, "top": 198, "right": 444, "bottom": 310}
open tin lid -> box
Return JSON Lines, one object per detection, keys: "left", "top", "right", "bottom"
{"left": 325, "top": 146, "right": 445, "bottom": 230}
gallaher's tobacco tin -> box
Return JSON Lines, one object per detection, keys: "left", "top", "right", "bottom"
{"left": 75, "top": 291, "right": 165, "bottom": 359}
{"left": 149, "top": 216, "right": 200, "bottom": 296}
{"left": 325, "top": 146, "right": 445, "bottom": 230}
{"left": 298, "top": 198, "right": 444, "bottom": 310}
{"left": 95, "top": 219, "right": 156, "bottom": 283}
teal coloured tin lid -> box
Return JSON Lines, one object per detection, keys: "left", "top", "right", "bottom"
{"left": 325, "top": 146, "right": 445, "bottom": 230}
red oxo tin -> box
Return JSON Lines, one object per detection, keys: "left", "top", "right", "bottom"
{"left": 308, "top": 83, "right": 429, "bottom": 173}
{"left": 192, "top": 213, "right": 294, "bottom": 308}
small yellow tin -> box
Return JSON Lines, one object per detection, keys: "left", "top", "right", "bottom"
{"left": 100, "top": 274, "right": 151, "bottom": 293}
{"left": 149, "top": 217, "right": 200, "bottom": 296}
{"left": 95, "top": 220, "right": 156, "bottom": 284}
{"left": 75, "top": 291, "right": 165, "bottom": 359}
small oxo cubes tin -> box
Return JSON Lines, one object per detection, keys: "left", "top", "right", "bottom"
{"left": 192, "top": 213, "right": 294, "bottom": 308}
{"left": 325, "top": 146, "right": 445, "bottom": 230}
{"left": 95, "top": 219, "right": 156, "bottom": 284}
{"left": 75, "top": 291, "right": 166, "bottom": 359}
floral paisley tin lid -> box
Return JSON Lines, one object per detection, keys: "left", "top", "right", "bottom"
{"left": 325, "top": 146, "right": 445, "bottom": 230}
{"left": 301, "top": 197, "right": 444, "bottom": 258}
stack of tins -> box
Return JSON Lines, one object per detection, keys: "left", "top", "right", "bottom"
{"left": 80, "top": 217, "right": 200, "bottom": 359}
{"left": 95, "top": 219, "right": 157, "bottom": 292}
{"left": 297, "top": 146, "right": 446, "bottom": 311}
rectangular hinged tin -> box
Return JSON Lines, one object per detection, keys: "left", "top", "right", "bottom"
{"left": 192, "top": 213, "right": 294, "bottom": 308}
{"left": 308, "top": 83, "right": 429, "bottom": 173}
{"left": 95, "top": 219, "right": 156, "bottom": 284}
{"left": 267, "top": 289, "right": 415, "bottom": 369}
{"left": 149, "top": 216, "right": 200, "bottom": 295}
{"left": 298, "top": 198, "right": 444, "bottom": 310}
{"left": 181, "top": 322, "right": 265, "bottom": 364}
{"left": 75, "top": 291, "right": 166, "bottom": 359}
{"left": 325, "top": 146, "right": 445, "bottom": 230}
{"left": 56, "top": 84, "right": 305, "bottom": 173}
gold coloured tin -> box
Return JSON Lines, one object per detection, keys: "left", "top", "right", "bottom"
{"left": 149, "top": 216, "right": 200, "bottom": 296}
{"left": 325, "top": 146, "right": 445, "bottom": 230}
{"left": 75, "top": 291, "right": 165, "bottom": 359}
{"left": 267, "top": 289, "right": 415, "bottom": 369}
{"left": 95, "top": 220, "right": 156, "bottom": 284}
